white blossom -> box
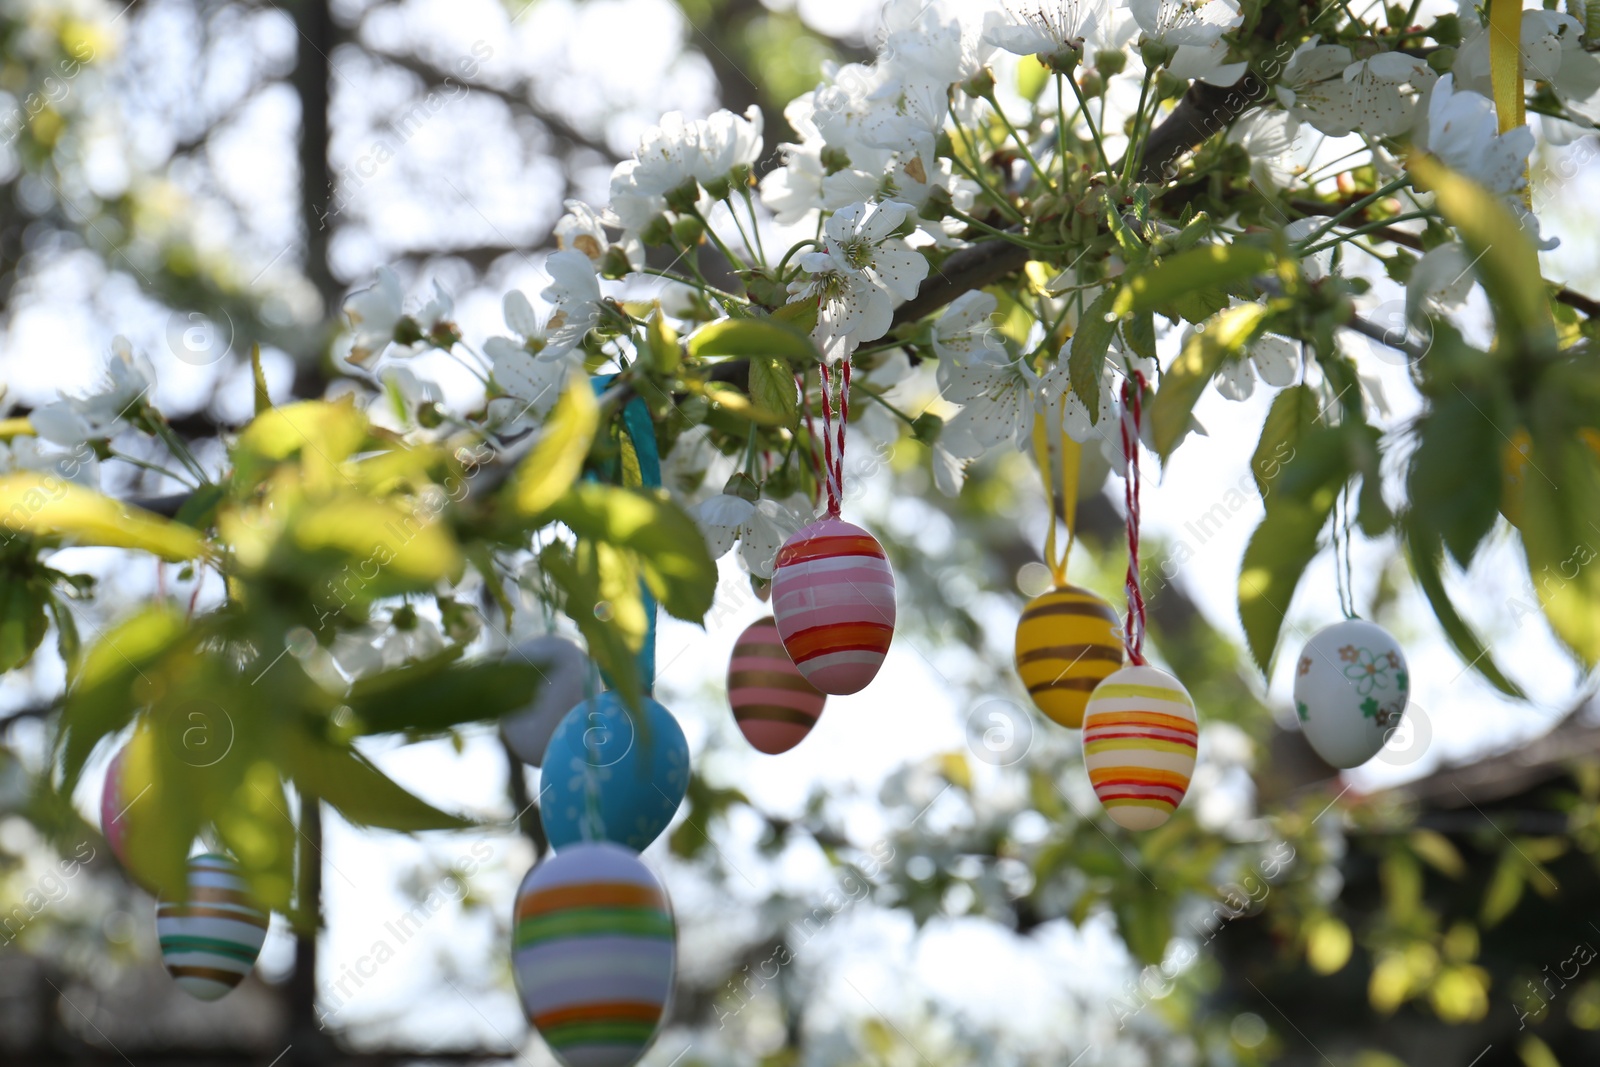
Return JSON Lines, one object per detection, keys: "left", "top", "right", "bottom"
{"left": 1215, "top": 333, "right": 1300, "bottom": 401}
{"left": 984, "top": 1, "right": 1110, "bottom": 60}
{"left": 1279, "top": 43, "right": 1435, "bottom": 138}
{"left": 484, "top": 291, "right": 583, "bottom": 434}
{"left": 695, "top": 494, "right": 805, "bottom": 577}
{"left": 1130, "top": 0, "right": 1241, "bottom": 48}
{"left": 1421, "top": 74, "right": 1533, "bottom": 196}
{"left": 791, "top": 200, "right": 928, "bottom": 345}
{"left": 938, "top": 349, "right": 1038, "bottom": 459}
{"left": 31, "top": 336, "right": 155, "bottom": 445}
{"left": 1405, "top": 241, "right": 1477, "bottom": 326}
{"left": 932, "top": 291, "right": 1005, "bottom": 365}
{"left": 541, "top": 250, "right": 607, "bottom": 352}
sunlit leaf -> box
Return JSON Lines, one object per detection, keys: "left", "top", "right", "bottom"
{"left": 232, "top": 399, "right": 370, "bottom": 494}
{"left": 1408, "top": 154, "right": 1555, "bottom": 354}
{"left": 1111, "top": 243, "right": 1275, "bottom": 318}
{"left": 1408, "top": 389, "right": 1505, "bottom": 567}
{"left": 1516, "top": 432, "right": 1600, "bottom": 664}
{"left": 543, "top": 483, "right": 717, "bottom": 622}
{"left": 686, "top": 315, "right": 819, "bottom": 365}
{"left": 507, "top": 379, "right": 600, "bottom": 519}
{"left": 1252, "top": 384, "right": 1319, "bottom": 498}
{"left": 1406, "top": 526, "right": 1524, "bottom": 696}
{"left": 747, "top": 353, "right": 799, "bottom": 426}
{"left": 1069, "top": 288, "right": 1119, "bottom": 426}
{"left": 0, "top": 474, "right": 208, "bottom": 561}
{"left": 1149, "top": 302, "right": 1270, "bottom": 457}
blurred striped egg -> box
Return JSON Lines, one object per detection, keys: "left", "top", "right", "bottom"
{"left": 770, "top": 518, "right": 895, "bottom": 695}
{"left": 540, "top": 693, "right": 689, "bottom": 853}
{"left": 156, "top": 853, "right": 269, "bottom": 1001}
{"left": 501, "top": 635, "right": 591, "bottom": 767}
{"left": 1014, "top": 585, "right": 1124, "bottom": 728}
{"left": 1083, "top": 666, "right": 1198, "bottom": 830}
{"left": 727, "top": 616, "right": 827, "bottom": 754}
{"left": 513, "top": 842, "right": 675, "bottom": 1067}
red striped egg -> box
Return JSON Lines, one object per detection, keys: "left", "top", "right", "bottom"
{"left": 771, "top": 519, "right": 895, "bottom": 694}
{"left": 728, "top": 616, "right": 827, "bottom": 754}
{"left": 1082, "top": 665, "right": 1198, "bottom": 831}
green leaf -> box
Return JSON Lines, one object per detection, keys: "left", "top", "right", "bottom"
{"left": 1069, "top": 289, "right": 1120, "bottom": 426}
{"left": 1480, "top": 848, "right": 1524, "bottom": 926}
{"left": 57, "top": 606, "right": 192, "bottom": 787}
{"left": 288, "top": 727, "right": 472, "bottom": 831}
{"left": 1238, "top": 488, "right": 1339, "bottom": 674}
{"left": 173, "top": 482, "right": 228, "bottom": 531}
{"left": 686, "top": 316, "right": 820, "bottom": 365}
{"left": 1516, "top": 432, "right": 1600, "bottom": 664}
{"left": 347, "top": 659, "right": 551, "bottom": 736}
{"left": 1122, "top": 310, "right": 1157, "bottom": 366}
{"left": 1148, "top": 302, "right": 1270, "bottom": 457}
{"left": 1405, "top": 525, "right": 1524, "bottom": 696}
{"left": 1114, "top": 887, "right": 1172, "bottom": 966}
{"left": 1111, "top": 243, "right": 1275, "bottom": 318}
{"left": 232, "top": 399, "right": 370, "bottom": 494}
{"left": 541, "top": 541, "right": 645, "bottom": 713}
{"left": 747, "top": 353, "right": 799, "bottom": 426}
{"left": 0, "top": 474, "right": 209, "bottom": 561}
{"left": 507, "top": 379, "right": 600, "bottom": 519}
{"left": 1407, "top": 389, "right": 1503, "bottom": 567}
{"left": 0, "top": 578, "right": 48, "bottom": 673}
{"left": 287, "top": 496, "right": 465, "bottom": 597}
{"left": 544, "top": 482, "right": 717, "bottom": 622}
{"left": 250, "top": 343, "right": 272, "bottom": 414}
{"left": 213, "top": 761, "right": 296, "bottom": 910}
{"left": 1409, "top": 154, "right": 1555, "bottom": 354}
{"left": 1252, "top": 384, "right": 1319, "bottom": 498}
{"left": 644, "top": 309, "right": 681, "bottom": 375}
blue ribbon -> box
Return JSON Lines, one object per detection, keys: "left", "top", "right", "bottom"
{"left": 589, "top": 375, "right": 659, "bottom": 693}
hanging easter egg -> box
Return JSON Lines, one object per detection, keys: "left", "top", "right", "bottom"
{"left": 540, "top": 692, "right": 689, "bottom": 853}
{"left": 770, "top": 518, "right": 896, "bottom": 695}
{"left": 1293, "top": 619, "right": 1410, "bottom": 769}
{"left": 1083, "top": 665, "right": 1199, "bottom": 831}
{"left": 727, "top": 616, "right": 827, "bottom": 754}
{"left": 156, "top": 853, "right": 270, "bottom": 1001}
{"left": 100, "top": 743, "right": 139, "bottom": 866}
{"left": 513, "top": 842, "right": 675, "bottom": 1067}
{"left": 1014, "top": 585, "right": 1124, "bottom": 729}
{"left": 501, "top": 635, "right": 591, "bottom": 767}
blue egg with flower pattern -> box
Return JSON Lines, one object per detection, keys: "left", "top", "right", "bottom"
{"left": 539, "top": 692, "right": 689, "bottom": 853}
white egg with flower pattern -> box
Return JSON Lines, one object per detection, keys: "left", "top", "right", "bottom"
{"left": 1293, "top": 620, "right": 1410, "bottom": 769}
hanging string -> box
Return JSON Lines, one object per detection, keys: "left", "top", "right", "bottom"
{"left": 579, "top": 660, "right": 606, "bottom": 843}
{"left": 817, "top": 361, "right": 850, "bottom": 518}
{"left": 1334, "top": 483, "right": 1357, "bottom": 619}
{"left": 1119, "top": 371, "right": 1148, "bottom": 666}
{"left": 1030, "top": 396, "right": 1083, "bottom": 588}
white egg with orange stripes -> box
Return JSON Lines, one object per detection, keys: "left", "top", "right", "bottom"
{"left": 770, "top": 518, "right": 896, "bottom": 695}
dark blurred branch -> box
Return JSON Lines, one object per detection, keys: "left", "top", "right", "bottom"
{"left": 294, "top": 0, "right": 338, "bottom": 313}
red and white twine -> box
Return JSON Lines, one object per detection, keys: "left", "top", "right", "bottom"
{"left": 1119, "top": 370, "right": 1148, "bottom": 665}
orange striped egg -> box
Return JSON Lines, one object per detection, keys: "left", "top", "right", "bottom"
{"left": 728, "top": 616, "right": 827, "bottom": 754}
{"left": 1082, "top": 665, "right": 1198, "bottom": 830}
{"left": 771, "top": 518, "right": 896, "bottom": 695}
{"left": 513, "top": 843, "right": 674, "bottom": 1067}
{"left": 1014, "top": 585, "right": 1124, "bottom": 728}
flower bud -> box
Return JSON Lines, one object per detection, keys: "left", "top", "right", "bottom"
{"left": 600, "top": 245, "right": 633, "bottom": 279}
{"left": 820, "top": 145, "right": 852, "bottom": 175}
{"left": 672, "top": 214, "right": 706, "bottom": 246}
{"left": 912, "top": 412, "right": 943, "bottom": 445}
{"left": 1094, "top": 49, "right": 1128, "bottom": 77}
{"left": 703, "top": 174, "right": 732, "bottom": 201}
{"left": 1077, "top": 69, "right": 1105, "bottom": 97}
{"left": 417, "top": 401, "right": 443, "bottom": 428}
{"left": 723, "top": 471, "right": 760, "bottom": 502}
{"left": 392, "top": 315, "right": 424, "bottom": 347}
{"left": 919, "top": 185, "right": 954, "bottom": 221}
{"left": 664, "top": 177, "right": 701, "bottom": 215}
{"left": 640, "top": 215, "right": 673, "bottom": 247}
{"left": 961, "top": 67, "right": 997, "bottom": 99}
{"left": 1138, "top": 38, "right": 1175, "bottom": 70}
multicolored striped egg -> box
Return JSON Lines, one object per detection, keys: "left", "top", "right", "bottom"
{"left": 540, "top": 693, "right": 689, "bottom": 854}
{"left": 502, "top": 635, "right": 591, "bottom": 767}
{"left": 1293, "top": 619, "right": 1409, "bottom": 769}
{"left": 1083, "top": 666, "right": 1198, "bottom": 830}
{"left": 156, "top": 853, "right": 270, "bottom": 1001}
{"left": 770, "top": 518, "right": 896, "bottom": 695}
{"left": 727, "top": 616, "right": 827, "bottom": 754}
{"left": 513, "top": 842, "right": 675, "bottom": 1067}
{"left": 1014, "top": 585, "right": 1124, "bottom": 729}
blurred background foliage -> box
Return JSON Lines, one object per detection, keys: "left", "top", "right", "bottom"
{"left": 0, "top": 1, "right": 1598, "bottom": 1066}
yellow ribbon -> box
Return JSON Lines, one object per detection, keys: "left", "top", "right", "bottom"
{"left": 1031, "top": 400, "right": 1082, "bottom": 588}
{"left": 1488, "top": 0, "right": 1529, "bottom": 199}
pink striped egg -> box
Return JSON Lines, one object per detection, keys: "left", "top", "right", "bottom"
{"left": 727, "top": 616, "right": 827, "bottom": 754}
{"left": 770, "top": 519, "right": 896, "bottom": 695}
